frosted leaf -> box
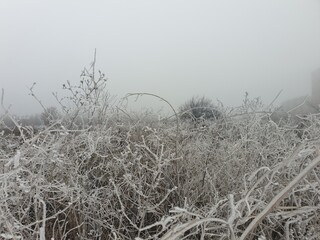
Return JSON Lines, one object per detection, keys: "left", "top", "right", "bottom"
{"left": 7, "top": 143, "right": 18, "bottom": 148}
{"left": 5, "top": 150, "right": 20, "bottom": 168}
{"left": 23, "top": 186, "right": 31, "bottom": 193}
{"left": 162, "top": 215, "right": 174, "bottom": 225}
{"left": 0, "top": 233, "right": 22, "bottom": 239}
{"left": 298, "top": 149, "right": 314, "bottom": 158}
{"left": 13, "top": 150, "right": 21, "bottom": 168}
{"left": 169, "top": 207, "right": 187, "bottom": 213}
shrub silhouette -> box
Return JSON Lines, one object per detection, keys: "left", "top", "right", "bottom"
{"left": 179, "top": 96, "right": 221, "bottom": 121}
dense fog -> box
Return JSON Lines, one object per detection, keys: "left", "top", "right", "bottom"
{"left": 1, "top": 0, "right": 320, "bottom": 115}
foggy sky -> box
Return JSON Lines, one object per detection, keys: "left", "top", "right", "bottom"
{"left": 1, "top": 0, "right": 320, "bottom": 115}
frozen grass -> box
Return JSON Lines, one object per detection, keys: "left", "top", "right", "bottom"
{"left": 2, "top": 100, "right": 320, "bottom": 240}
{"left": 1, "top": 64, "right": 320, "bottom": 239}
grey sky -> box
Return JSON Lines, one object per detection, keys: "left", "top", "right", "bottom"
{"left": 1, "top": 0, "right": 320, "bottom": 115}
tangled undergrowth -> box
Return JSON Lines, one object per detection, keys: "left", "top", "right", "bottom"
{"left": 1, "top": 63, "right": 320, "bottom": 239}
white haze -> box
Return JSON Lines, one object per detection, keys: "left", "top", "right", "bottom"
{"left": 0, "top": 0, "right": 320, "bottom": 115}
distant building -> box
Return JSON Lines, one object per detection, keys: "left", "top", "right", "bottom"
{"left": 280, "top": 95, "right": 319, "bottom": 116}
{"left": 311, "top": 68, "right": 320, "bottom": 106}
{"left": 272, "top": 68, "right": 320, "bottom": 123}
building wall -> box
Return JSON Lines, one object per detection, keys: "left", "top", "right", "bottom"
{"left": 311, "top": 68, "right": 320, "bottom": 106}
{"left": 272, "top": 68, "right": 320, "bottom": 123}
{"left": 280, "top": 96, "right": 318, "bottom": 116}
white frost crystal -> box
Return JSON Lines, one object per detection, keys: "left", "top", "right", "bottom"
{"left": 5, "top": 150, "right": 21, "bottom": 168}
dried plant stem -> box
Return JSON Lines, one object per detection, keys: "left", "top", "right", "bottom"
{"left": 160, "top": 217, "right": 232, "bottom": 240}
{"left": 124, "top": 93, "right": 180, "bottom": 158}
{"left": 240, "top": 153, "right": 320, "bottom": 240}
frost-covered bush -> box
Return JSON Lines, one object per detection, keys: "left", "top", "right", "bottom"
{"left": 179, "top": 96, "right": 221, "bottom": 122}
{"left": 2, "top": 64, "right": 320, "bottom": 239}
